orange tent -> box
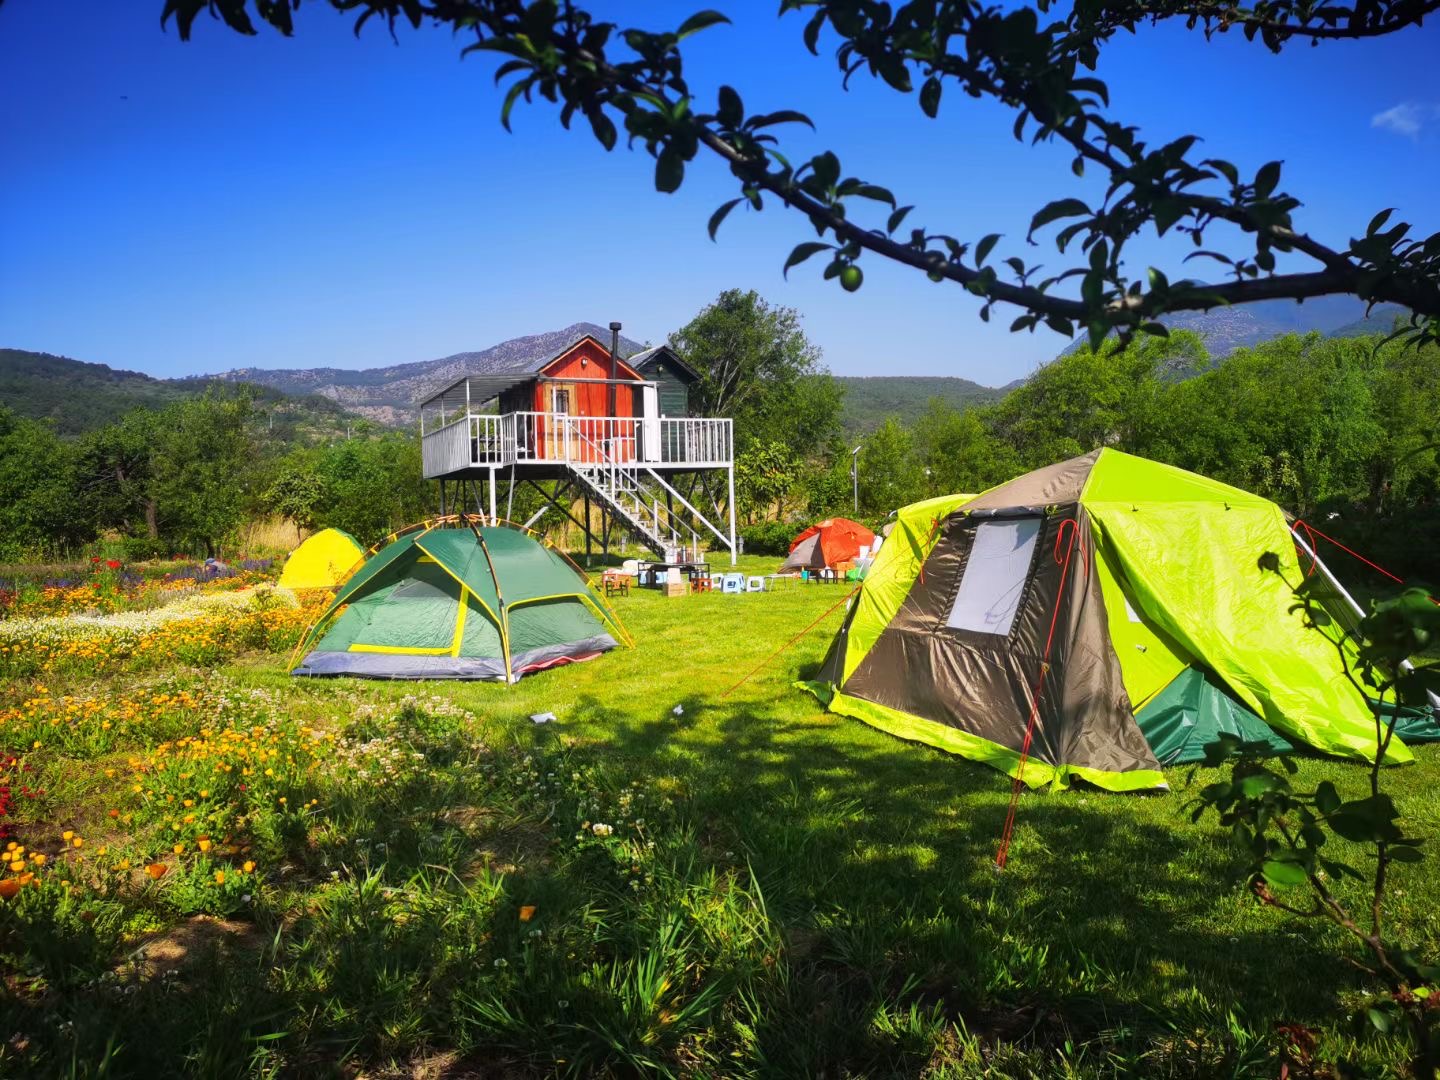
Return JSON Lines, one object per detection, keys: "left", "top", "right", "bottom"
{"left": 780, "top": 518, "right": 876, "bottom": 572}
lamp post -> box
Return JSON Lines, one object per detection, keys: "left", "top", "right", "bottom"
{"left": 850, "top": 443, "right": 863, "bottom": 514}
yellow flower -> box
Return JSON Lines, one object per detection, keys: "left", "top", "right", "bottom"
{"left": 7, "top": 860, "right": 23, "bottom": 873}
{"left": 172, "top": 843, "right": 185, "bottom": 855}
{"left": 61, "top": 830, "right": 73, "bottom": 842}
{"left": 118, "top": 859, "right": 131, "bottom": 871}
{"left": 197, "top": 839, "right": 212, "bottom": 853}
{"left": 242, "top": 860, "right": 255, "bottom": 873}
{"left": 30, "top": 854, "right": 45, "bottom": 867}
{"left": 213, "top": 871, "right": 226, "bottom": 885}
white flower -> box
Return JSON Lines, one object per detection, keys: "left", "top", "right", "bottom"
{"left": 591, "top": 823, "right": 613, "bottom": 837}
{"left": 493, "top": 958, "right": 508, "bottom": 968}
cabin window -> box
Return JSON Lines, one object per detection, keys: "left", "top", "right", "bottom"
{"left": 551, "top": 387, "right": 571, "bottom": 414}
{"left": 946, "top": 517, "right": 1041, "bottom": 636}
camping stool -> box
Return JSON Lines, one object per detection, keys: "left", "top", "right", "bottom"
{"left": 690, "top": 574, "right": 712, "bottom": 594}
{"left": 721, "top": 573, "right": 744, "bottom": 595}
{"left": 820, "top": 568, "right": 836, "bottom": 584}
{"left": 746, "top": 575, "right": 765, "bottom": 593}
{"left": 601, "top": 571, "right": 629, "bottom": 598}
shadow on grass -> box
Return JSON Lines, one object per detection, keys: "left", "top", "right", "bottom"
{"left": 534, "top": 686, "right": 1364, "bottom": 1070}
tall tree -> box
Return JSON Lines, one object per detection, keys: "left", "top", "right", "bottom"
{"left": 0, "top": 409, "right": 92, "bottom": 561}
{"left": 163, "top": 1, "right": 1440, "bottom": 349}
{"left": 856, "top": 417, "right": 923, "bottom": 516}
{"left": 670, "top": 289, "right": 843, "bottom": 458}
{"left": 148, "top": 391, "right": 262, "bottom": 555}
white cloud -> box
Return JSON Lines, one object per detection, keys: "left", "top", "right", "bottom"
{"left": 1371, "top": 101, "right": 1440, "bottom": 140}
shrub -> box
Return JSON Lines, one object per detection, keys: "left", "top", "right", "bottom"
{"left": 738, "top": 521, "right": 797, "bottom": 557}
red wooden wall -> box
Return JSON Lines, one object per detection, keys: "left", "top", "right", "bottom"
{"left": 530, "top": 337, "right": 643, "bottom": 462}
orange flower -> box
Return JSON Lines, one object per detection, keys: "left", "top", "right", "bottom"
{"left": 519, "top": 905, "right": 538, "bottom": 923}
{"left": 0, "top": 879, "right": 19, "bottom": 900}
{"left": 213, "top": 871, "right": 226, "bottom": 885}
{"left": 145, "top": 863, "right": 168, "bottom": 880}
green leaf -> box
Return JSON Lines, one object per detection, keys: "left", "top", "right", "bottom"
{"left": 1366, "top": 208, "right": 1394, "bottom": 236}
{"left": 887, "top": 205, "right": 914, "bottom": 234}
{"left": 676, "top": 9, "right": 731, "bottom": 39}
{"left": 587, "top": 109, "right": 617, "bottom": 151}
{"left": 1389, "top": 844, "right": 1423, "bottom": 863}
{"left": 1030, "top": 199, "right": 1091, "bottom": 239}
{"left": 975, "top": 233, "right": 1001, "bottom": 268}
{"left": 499, "top": 78, "right": 532, "bottom": 133}
{"left": 811, "top": 151, "right": 840, "bottom": 189}
{"left": 1315, "top": 780, "right": 1341, "bottom": 815}
{"left": 783, "top": 242, "right": 833, "bottom": 278}
{"left": 1261, "top": 858, "right": 1308, "bottom": 887}
{"left": 920, "top": 77, "right": 942, "bottom": 118}
{"left": 1152, "top": 198, "right": 1185, "bottom": 236}
{"left": 707, "top": 199, "right": 743, "bottom": 240}
{"left": 1254, "top": 160, "right": 1282, "bottom": 198}
{"left": 850, "top": 183, "right": 896, "bottom": 206}
{"left": 655, "top": 148, "right": 685, "bottom": 194}
{"left": 717, "top": 85, "right": 743, "bottom": 128}
{"left": 876, "top": 55, "right": 912, "bottom": 93}
{"left": 1367, "top": 1007, "right": 1392, "bottom": 1035}
{"left": 748, "top": 110, "right": 815, "bottom": 131}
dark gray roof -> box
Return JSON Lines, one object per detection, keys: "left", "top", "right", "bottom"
{"left": 627, "top": 344, "right": 700, "bottom": 383}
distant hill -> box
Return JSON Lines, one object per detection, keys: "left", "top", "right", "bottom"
{"left": 0, "top": 349, "right": 193, "bottom": 435}
{"left": 837, "top": 375, "right": 1005, "bottom": 434}
{"left": 0, "top": 349, "right": 358, "bottom": 439}
{"left": 1061, "top": 296, "right": 1412, "bottom": 359}
{"left": 196, "top": 322, "right": 647, "bottom": 426}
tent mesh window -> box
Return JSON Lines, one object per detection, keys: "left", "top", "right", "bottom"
{"left": 945, "top": 517, "right": 1042, "bottom": 637}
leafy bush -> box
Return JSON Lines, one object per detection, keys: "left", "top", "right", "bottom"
{"left": 739, "top": 521, "right": 797, "bottom": 557}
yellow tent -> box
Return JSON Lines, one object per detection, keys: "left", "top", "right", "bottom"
{"left": 277, "top": 529, "right": 365, "bottom": 591}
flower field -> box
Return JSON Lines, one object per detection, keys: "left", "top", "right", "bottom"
{"left": 1, "top": 555, "right": 1438, "bottom": 1078}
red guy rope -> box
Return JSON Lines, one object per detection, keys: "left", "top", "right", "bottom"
{"left": 995, "top": 517, "right": 1081, "bottom": 870}
{"left": 718, "top": 585, "right": 860, "bottom": 700}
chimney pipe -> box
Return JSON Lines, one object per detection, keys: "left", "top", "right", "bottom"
{"left": 608, "top": 321, "right": 622, "bottom": 417}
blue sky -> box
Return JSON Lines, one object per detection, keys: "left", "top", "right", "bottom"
{"left": 1, "top": 2, "right": 1436, "bottom": 386}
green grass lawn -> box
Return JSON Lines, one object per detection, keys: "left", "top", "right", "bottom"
{"left": 2, "top": 554, "right": 1438, "bottom": 1077}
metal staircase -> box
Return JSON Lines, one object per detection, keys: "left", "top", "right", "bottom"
{"left": 564, "top": 429, "right": 732, "bottom": 561}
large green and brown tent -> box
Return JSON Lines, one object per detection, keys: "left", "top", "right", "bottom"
{"left": 292, "top": 522, "right": 627, "bottom": 681}
{"left": 803, "top": 449, "right": 1435, "bottom": 791}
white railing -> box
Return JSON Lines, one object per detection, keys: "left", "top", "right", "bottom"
{"left": 420, "top": 416, "right": 474, "bottom": 478}
{"left": 660, "top": 417, "right": 731, "bottom": 466}
{"left": 422, "top": 412, "right": 732, "bottom": 476}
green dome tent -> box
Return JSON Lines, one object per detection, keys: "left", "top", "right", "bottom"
{"left": 803, "top": 449, "right": 1437, "bottom": 792}
{"left": 292, "top": 521, "right": 628, "bottom": 681}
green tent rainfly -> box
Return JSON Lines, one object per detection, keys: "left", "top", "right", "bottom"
{"left": 802, "top": 449, "right": 1439, "bottom": 792}
{"left": 292, "top": 524, "right": 627, "bottom": 681}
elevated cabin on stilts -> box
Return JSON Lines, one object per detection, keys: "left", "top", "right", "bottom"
{"left": 418, "top": 331, "right": 737, "bottom": 565}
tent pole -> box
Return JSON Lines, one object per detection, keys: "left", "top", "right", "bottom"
{"left": 489, "top": 467, "right": 498, "bottom": 524}
{"left": 1290, "top": 524, "right": 1366, "bottom": 622}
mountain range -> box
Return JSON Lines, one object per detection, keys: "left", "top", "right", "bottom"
{"left": 1062, "top": 296, "right": 1410, "bottom": 358}
{"left": 3, "top": 299, "right": 1412, "bottom": 437}
{"left": 192, "top": 322, "right": 648, "bottom": 427}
